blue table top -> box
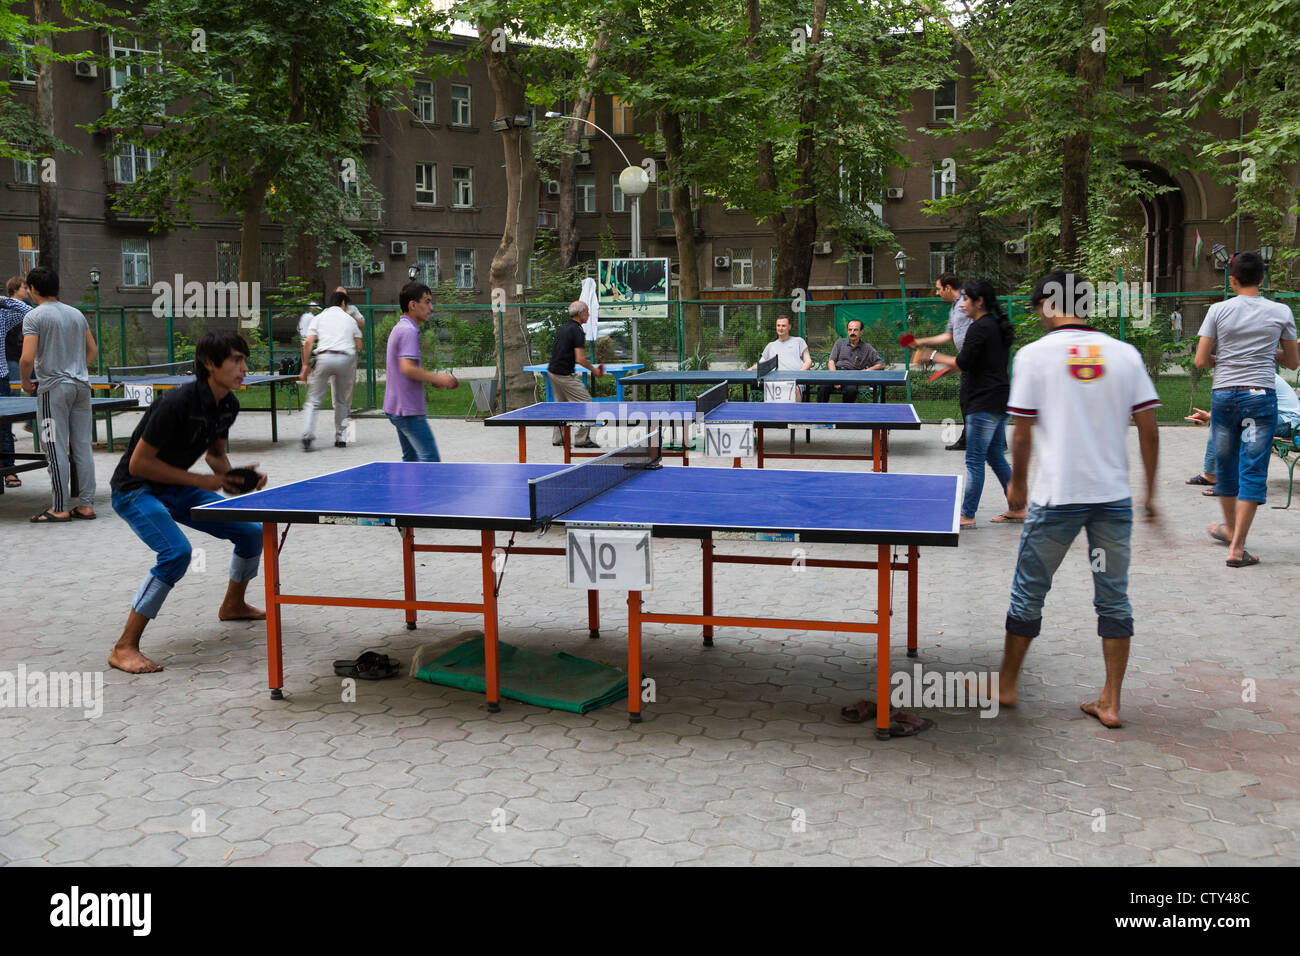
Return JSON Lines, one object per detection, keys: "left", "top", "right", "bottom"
{"left": 487, "top": 401, "right": 920, "bottom": 429}
{"left": 88, "top": 373, "right": 298, "bottom": 387}
{"left": 523, "top": 364, "right": 644, "bottom": 374}
{"left": 0, "top": 396, "right": 140, "bottom": 423}
{"left": 192, "top": 460, "right": 960, "bottom": 545}
{"left": 623, "top": 369, "right": 908, "bottom": 386}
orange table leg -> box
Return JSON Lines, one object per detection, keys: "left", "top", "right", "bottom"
{"left": 517, "top": 426, "right": 526, "bottom": 463}
{"left": 263, "top": 523, "right": 285, "bottom": 699}
{"left": 876, "top": 543, "right": 891, "bottom": 740}
{"left": 562, "top": 426, "right": 572, "bottom": 464}
{"left": 627, "top": 589, "right": 643, "bottom": 722}
{"left": 701, "top": 539, "right": 715, "bottom": 647}
{"left": 756, "top": 428, "right": 765, "bottom": 468}
{"left": 480, "top": 530, "right": 501, "bottom": 713}
{"left": 587, "top": 590, "right": 600, "bottom": 640}
{"left": 907, "top": 546, "right": 919, "bottom": 657}
{"left": 872, "top": 429, "right": 882, "bottom": 472}
{"left": 402, "top": 527, "right": 417, "bottom": 630}
{"left": 881, "top": 430, "right": 889, "bottom": 473}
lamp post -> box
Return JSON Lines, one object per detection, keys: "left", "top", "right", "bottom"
{"left": 1211, "top": 243, "right": 1231, "bottom": 298}
{"left": 407, "top": 264, "right": 419, "bottom": 281}
{"left": 894, "top": 250, "right": 910, "bottom": 403}
{"left": 543, "top": 110, "right": 649, "bottom": 361}
{"left": 1260, "top": 243, "right": 1275, "bottom": 294}
{"left": 90, "top": 268, "right": 102, "bottom": 375}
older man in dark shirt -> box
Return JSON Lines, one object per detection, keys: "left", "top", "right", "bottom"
{"left": 817, "top": 319, "right": 885, "bottom": 403}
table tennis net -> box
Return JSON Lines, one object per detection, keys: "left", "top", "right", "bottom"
{"left": 529, "top": 432, "right": 662, "bottom": 525}
{"left": 108, "top": 361, "right": 194, "bottom": 380}
{"left": 694, "top": 382, "right": 728, "bottom": 416}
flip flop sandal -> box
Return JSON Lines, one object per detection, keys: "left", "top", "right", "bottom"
{"left": 4, "top": 475, "right": 21, "bottom": 487}
{"left": 71, "top": 509, "right": 97, "bottom": 520}
{"left": 989, "top": 512, "right": 1025, "bottom": 523}
{"left": 1207, "top": 523, "right": 1231, "bottom": 545}
{"left": 839, "top": 699, "right": 935, "bottom": 737}
{"left": 1201, "top": 488, "right": 1220, "bottom": 497}
{"left": 1186, "top": 474, "right": 1215, "bottom": 486}
{"left": 1226, "top": 551, "right": 1259, "bottom": 568}
{"left": 333, "top": 651, "right": 401, "bottom": 679}
{"left": 30, "top": 510, "right": 71, "bottom": 523}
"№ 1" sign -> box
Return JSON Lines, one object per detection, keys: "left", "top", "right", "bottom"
{"left": 566, "top": 528, "right": 652, "bottom": 590}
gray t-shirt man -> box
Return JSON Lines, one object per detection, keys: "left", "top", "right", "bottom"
{"left": 1197, "top": 296, "right": 1298, "bottom": 389}
{"left": 947, "top": 299, "right": 973, "bottom": 351}
{"left": 23, "top": 301, "right": 91, "bottom": 393}
{"left": 828, "top": 338, "right": 882, "bottom": 370}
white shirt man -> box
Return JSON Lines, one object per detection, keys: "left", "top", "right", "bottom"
{"left": 299, "top": 302, "right": 362, "bottom": 450}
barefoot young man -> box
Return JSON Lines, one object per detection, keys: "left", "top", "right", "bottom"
{"left": 108, "top": 331, "right": 267, "bottom": 674}
{"left": 998, "top": 272, "right": 1160, "bottom": 728}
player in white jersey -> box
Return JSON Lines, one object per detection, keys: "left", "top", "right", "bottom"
{"left": 997, "top": 271, "right": 1161, "bottom": 729}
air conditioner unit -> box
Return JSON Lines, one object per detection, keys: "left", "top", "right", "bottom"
{"left": 1004, "top": 240, "right": 1026, "bottom": 254}
{"left": 886, "top": 187, "right": 904, "bottom": 200}
{"left": 368, "top": 260, "right": 385, "bottom": 275}
{"left": 389, "top": 240, "right": 408, "bottom": 256}
{"left": 713, "top": 255, "right": 730, "bottom": 269}
{"left": 812, "top": 241, "right": 833, "bottom": 255}
{"left": 576, "top": 151, "right": 592, "bottom": 166}
{"left": 74, "top": 60, "right": 97, "bottom": 79}
{"left": 546, "top": 180, "right": 560, "bottom": 196}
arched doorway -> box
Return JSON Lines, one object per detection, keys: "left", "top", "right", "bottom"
{"left": 1122, "top": 161, "right": 1185, "bottom": 295}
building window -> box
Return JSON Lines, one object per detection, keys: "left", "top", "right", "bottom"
{"left": 340, "top": 259, "right": 364, "bottom": 288}
{"left": 13, "top": 148, "right": 37, "bottom": 185}
{"left": 576, "top": 173, "right": 596, "bottom": 213}
{"left": 260, "top": 242, "right": 286, "bottom": 288}
{"left": 855, "top": 253, "right": 874, "bottom": 286}
{"left": 416, "top": 247, "right": 439, "bottom": 285}
{"left": 412, "top": 80, "right": 435, "bottom": 122}
{"left": 108, "top": 34, "right": 157, "bottom": 108}
{"left": 583, "top": 99, "right": 596, "bottom": 128}
{"left": 121, "top": 238, "right": 150, "bottom": 287}
{"left": 454, "top": 248, "right": 475, "bottom": 289}
{"left": 451, "top": 83, "right": 471, "bottom": 126}
{"left": 415, "top": 163, "right": 436, "bottom": 204}
{"left": 1120, "top": 75, "right": 1144, "bottom": 98}
{"left": 114, "top": 139, "right": 160, "bottom": 184}
{"left": 611, "top": 174, "right": 625, "bottom": 213}
{"left": 656, "top": 184, "right": 673, "bottom": 228}
{"left": 931, "top": 163, "right": 955, "bottom": 200}
{"left": 6, "top": 41, "right": 37, "bottom": 84}
{"left": 612, "top": 96, "right": 633, "bottom": 135}
{"left": 18, "top": 235, "right": 38, "bottom": 273}
{"left": 929, "top": 242, "right": 955, "bottom": 284}
{"left": 933, "top": 80, "right": 956, "bottom": 122}
{"left": 730, "top": 248, "right": 754, "bottom": 287}
{"left": 216, "top": 240, "right": 239, "bottom": 282}
{"left": 452, "top": 165, "right": 473, "bottom": 207}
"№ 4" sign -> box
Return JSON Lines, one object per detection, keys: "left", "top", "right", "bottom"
{"left": 566, "top": 528, "right": 652, "bottom": 590}
{"left": 703, "top": 423, "right": 754, "bottom": 458}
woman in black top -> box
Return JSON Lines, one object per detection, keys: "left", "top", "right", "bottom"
{"left": 924, "top": 278, "right": 1022, "bottom": 527}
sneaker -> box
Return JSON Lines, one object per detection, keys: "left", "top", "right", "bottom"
{"left": 574, "top": 440, "right": 600, "bottom": 449}
{"left": 945, "top": 441, "right": 965, "bottom": 451}
{"left": 335, "top": 440, "right": 346, "bottom": 448}
{"left": 302, "top": 437, "right": 314, "bottom": 452}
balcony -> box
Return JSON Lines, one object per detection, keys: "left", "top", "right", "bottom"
{"left": 340, "top": 197, "right": 384, "bottom": 226}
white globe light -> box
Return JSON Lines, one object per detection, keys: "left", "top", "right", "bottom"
{"left": 618, "top": 165, "right": 650, "bottom": 197}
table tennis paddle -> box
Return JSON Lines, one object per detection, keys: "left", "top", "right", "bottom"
{"left": 897, "top": 332, "right": 917, "bottom": 349}
{"left": 928, "top": 367, "right": 955, "bottom": 383}
{"left": 224, "top": 467, "right": 260, "bottom": 494}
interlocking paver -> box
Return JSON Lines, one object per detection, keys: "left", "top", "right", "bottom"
{"left": 3, "top": 420, "right": 1296, "bottom": 865}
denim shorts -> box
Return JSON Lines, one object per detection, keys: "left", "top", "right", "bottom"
{"left": 1006, "top": 498, "right": 1133, "bottom": 639}
{"left": 1211, "top": 388, "right": 1277, "bottom": 504}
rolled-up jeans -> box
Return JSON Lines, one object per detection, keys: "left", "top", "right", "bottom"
{"left": 1006, "top": 498, "right": 1134, "bottom": 639}
{"left": 1210, "top": 387, "right": 1277, "bottom": 504}
{"left": 112, "top": 484, "right": 263, "bottom": 619}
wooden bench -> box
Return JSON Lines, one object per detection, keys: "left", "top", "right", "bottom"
{"left": 1273, "top": 431, "right": 1300, "bottom": 509}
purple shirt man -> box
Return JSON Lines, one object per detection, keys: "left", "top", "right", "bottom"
{"left": 384, "top": 282, "right": 458, "bottom": 461}
{"left": 384, "top": 315, "right": 427, "bottom": 416}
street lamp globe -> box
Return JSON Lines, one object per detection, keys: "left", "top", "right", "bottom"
{"left": 893, "top": 250, "right": 908, "bottom": 275}
{"left": 89, "top": 268, "right": 100, "bottom": 286}
{"left": 407, "top": 265, "right": 419, "bottom": 281}
{"left": 618, "top": 165, "right": 649, "bottom": 198}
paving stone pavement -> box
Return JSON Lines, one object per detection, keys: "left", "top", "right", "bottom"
{"left": 1, "top": 407, "right": 1297, "bottom": 866}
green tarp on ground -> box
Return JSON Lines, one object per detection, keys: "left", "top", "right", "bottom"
{"left": 413, "top": 636, "right": 627, "bottom": 714}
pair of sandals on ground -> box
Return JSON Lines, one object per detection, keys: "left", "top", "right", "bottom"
{"left": 30, "top": 505, "right": 96, "bottom": 523}
{"left": 1187, "top": 473, "right": 1261, "bottom": 567}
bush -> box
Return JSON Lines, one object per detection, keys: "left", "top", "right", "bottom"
{"left": 737, "top": 323, "right": 770, "bottom": 368}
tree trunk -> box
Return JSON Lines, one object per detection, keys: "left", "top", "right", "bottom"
{"left": 1060, "top": 5, "right": 1106, "bottom": 269}
{"left": 34, "top": 0, "right": 59, "bottom": 272}
{"left": 481, "top": 25, "right": 539, "bottom": 411}
{"left": 557, "top": 32, "right": 609, "bottom": 270}
{"left": 661, "top": 111, "right": 700, "bottom": 354}
{"left": 238, "top": 171, "right": 272, "bottom": 285}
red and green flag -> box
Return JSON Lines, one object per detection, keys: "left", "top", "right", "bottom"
{"left": 1194, "top": 230, "right": 1203, "bottom": 263}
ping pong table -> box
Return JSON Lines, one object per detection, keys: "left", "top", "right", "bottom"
{"left": 193, "top": 434, "right": 961, "bottom": 739}
{"left": 88, "top": 364, "right": 301, "bottom": 449}
{"left": 0, "top": 396, "right": 139, "bottom": 493}
{"left": 624, "top": 365, "right": 909, "bottom": 404}
{"left": 486, "top": 383, "right": 920, "bottom": 471}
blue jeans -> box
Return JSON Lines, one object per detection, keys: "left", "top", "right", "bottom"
{"left": 0, "top": 375, "right": 12, "bottom": 468}
{"left": 962, "top": 412, "right": 1012, "bottom": 518}
{"left": 1007, "top": 498, "right": 1134, "bottom": 639}
{"left": 112, "top": 484, "right": 263, "bottom": 619}
{"left": 1211, "top": 388, "right": 1277, "bottom": 503}
{"left": 386, "top": 413, "right": 440, "bottom": 462}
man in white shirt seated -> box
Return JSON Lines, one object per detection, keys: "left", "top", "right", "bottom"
{"left": 749, "top": 314, "right": 811, "bottom": 400}
{"left": 298, "top": 291, "right": 362, "bottom": 451}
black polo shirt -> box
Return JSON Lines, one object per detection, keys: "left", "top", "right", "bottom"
{"left": 110, "top": 379, "right": 239, "bottom": 494}
{"left": 954, "top": 313, "right": 1013, "bottom": 416}
{"left": 548, "top": 320, "right": 587, "bottom": 376}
